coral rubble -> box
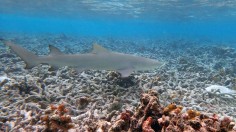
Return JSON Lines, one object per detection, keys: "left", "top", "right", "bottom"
{"left": 109, "top": 90, "right": 236, "bottom": 132}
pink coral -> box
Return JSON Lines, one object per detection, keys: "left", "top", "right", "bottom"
{"left": 142, "top": 117, "right": 154, "bottom": 132}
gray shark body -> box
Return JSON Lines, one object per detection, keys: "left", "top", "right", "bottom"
{"left": 3, "top": 41, "right": 162, "bottom": 77}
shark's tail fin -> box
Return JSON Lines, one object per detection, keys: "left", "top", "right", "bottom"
{"left": 3, "top": 41, "right": 39, "bottom": 68}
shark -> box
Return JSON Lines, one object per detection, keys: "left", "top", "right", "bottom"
{"left": 2, "top": 41, "right": 163, "bottom": 77}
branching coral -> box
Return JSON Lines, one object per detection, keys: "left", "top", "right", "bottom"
{"left": 108, "top": 89, "right": 236, "bottom": 132}
{"left": 40, "top": 103, "right": 74, "bottom": 132}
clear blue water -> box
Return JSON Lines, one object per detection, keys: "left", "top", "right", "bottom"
{"left": 0, "top": 0, "right": 236, "bottom": 42}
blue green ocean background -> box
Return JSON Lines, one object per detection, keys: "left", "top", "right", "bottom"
{"left": 1, "top": 0, "right": 236, "bottom": 44}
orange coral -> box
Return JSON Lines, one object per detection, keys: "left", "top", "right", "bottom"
{"left": 186, "top": 109, "right": 200, "bottom": 120}
{"left": 173, "top": 106, "right": 183, "bottom": 115}
{"left": 50, "top": 104, "right": 57, "bottom": 111}
{"left": 57, "top": 103, "right": 68, "bottom": 115}
{"left": 41, "top": 103, "right": 74, "bottom": 131}
{"left": 163, "top": 103, "right": 183, "bottom": 116}
{"left": 163, "top": 103, "right": 177, "bottom": 115}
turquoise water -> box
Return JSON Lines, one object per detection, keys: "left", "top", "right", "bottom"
{"left": 1, "top": 0, "right": 236, "bottom": 42}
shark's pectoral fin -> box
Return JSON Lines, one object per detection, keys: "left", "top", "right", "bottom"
{"left": 48, "top": 65, "right": 59, "bottom": 71}
{"left": 117, "top": 67, "right": 133, "bottom": 78}
{"left": 25, "top": 63, "right": 36, "bottom": 69}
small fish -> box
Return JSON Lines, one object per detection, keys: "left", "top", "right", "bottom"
{"left": 2, "top": 41, "right": 163, "bottom": 77}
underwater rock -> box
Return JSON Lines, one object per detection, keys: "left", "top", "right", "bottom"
{"left": 106, "top": 71, "right": 137, "bottom": 88}
{"left": 108, "top": 101, "right": 122, "bottom": 112}
{"left": 213, "top": 62, "right": 225, "bottom": 70}
{"left": 0, "top": 53, "right": 16, "bottom": 58}
{"left": 0, "top": 75, "right": 10, "bottom": 87}
{"left": 178, "top": 57, "right": 189, "bottom": 64}
{"left": 76, "top": 96, "right": 91, "bottom": 109}
{"left": 108, "top": 110, "right": 132, "bottom": 132}
{"left": 96, "top": 120, "right": 111, "bottom": 132}
{"left": 176, "top": 57, "right": 204, "bottom": 72}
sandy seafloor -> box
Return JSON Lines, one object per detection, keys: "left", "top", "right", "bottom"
{"left": 0, "top": 33, "right": 236, "bottom": 131}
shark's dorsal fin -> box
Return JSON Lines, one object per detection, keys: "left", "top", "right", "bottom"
{"left": 49, "top": 45, "right": 64, "bottom": 56}
{"left": 91, "top": 43, "right": 109, "bottom": 54}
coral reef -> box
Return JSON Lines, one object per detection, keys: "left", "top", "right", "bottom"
{"left": 40, "top": 103, "right": 74, "bottom": 132}
{"left": 109, "top": 90, "right": 236, "bottom": 132}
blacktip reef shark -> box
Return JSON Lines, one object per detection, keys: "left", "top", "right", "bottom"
{"left": 2, "top": 40, "right": 163, "bottom": 77}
